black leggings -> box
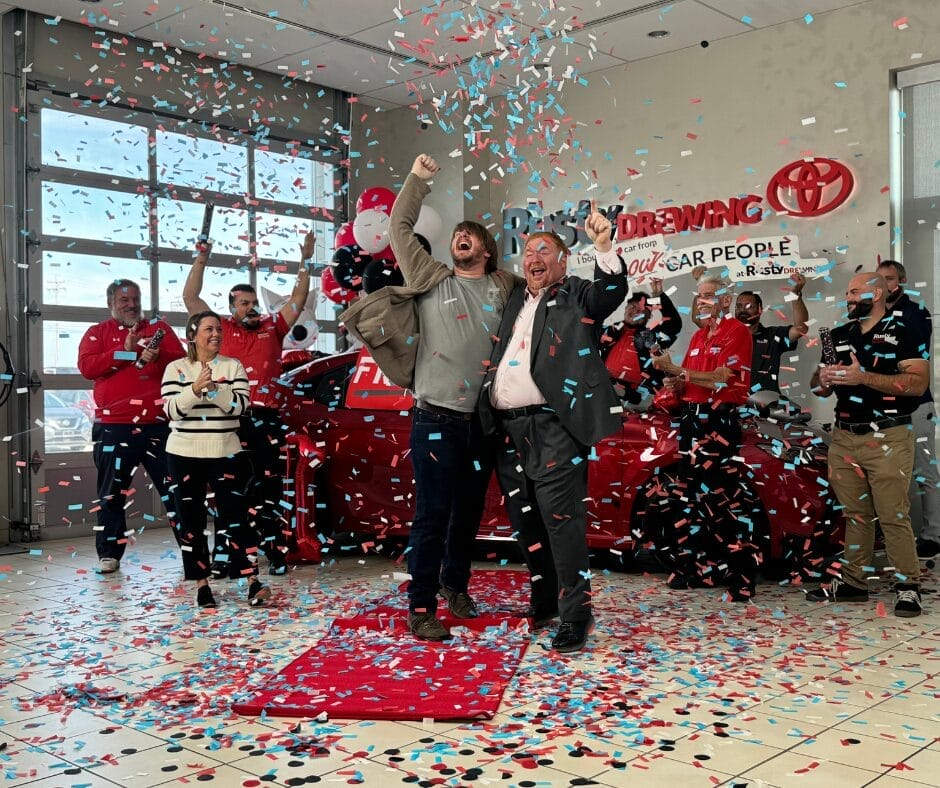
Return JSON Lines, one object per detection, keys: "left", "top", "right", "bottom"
{"left": 167, "top": 453, "right": 258, "bottom": 581}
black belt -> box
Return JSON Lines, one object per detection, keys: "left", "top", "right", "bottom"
{"left": 835, "top": 415, "right": 911, "bottom": 434}
{"left": 683, "top": 402, "right": 737, "bottom": 415}
{"left": 246, "top": 406, "right": 279, "bottom": 416}
{"left": 497, "top": 404, "right": 550, "bottom": 419}
{"left": 414, "top": 400, "right": 474, "bottom": 421}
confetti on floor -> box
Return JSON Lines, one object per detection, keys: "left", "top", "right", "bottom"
{"left": 0, "top": 529, "right": 937, "bottom": 788}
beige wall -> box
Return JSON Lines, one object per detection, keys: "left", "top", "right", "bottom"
{"left": 352, "top": 0, "right": 940, "bottom": 417}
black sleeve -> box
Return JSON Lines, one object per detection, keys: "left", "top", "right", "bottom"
{"left": 657, "top": 292, "right": 682, "bottom": 347}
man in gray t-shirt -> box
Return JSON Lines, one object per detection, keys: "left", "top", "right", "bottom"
{"left": 388, "top": 154, "right": 518, "bottom": 641}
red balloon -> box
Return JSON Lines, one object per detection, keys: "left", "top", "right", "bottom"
{"left": 356, "top": 186, "right": 396, "bottom": 215}
{"left": 334, "top": 221, "right": 356, "bottom": 250}
{"left": 320, "top": 264, "right": 357, "bottom": 304}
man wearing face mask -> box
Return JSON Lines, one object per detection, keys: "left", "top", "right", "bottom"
{"left": 183, "top": 234, "right": 313, "bottom": 576}
{"left": 876, "top": 260, "right": 940, "bottom": 562}
{"left": 78, "top": 279, "right": 186, "bottom": 574}
{"left": 807, "top": 272, "right": 928, "bottom": 617}
{"left": 600, "top": 278, "right": 682, "bottom": 404}
{"left": 734, "top": 273, "right": 808, "bottom": 395}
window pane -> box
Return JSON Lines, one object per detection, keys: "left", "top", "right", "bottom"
{"left": 255, "top": 149, "right": 313, "bottom": 203}
{"left": 156, "top": 130, "right": 247, "bottom": 192}
{"left": 315, "top": 332, "right": 337, "bottom": 353}
{"left": 913, "top": 81, "right": 940, "bottom": 198}
{"left": 43, "top": 320, "right": 93, "bottom": 375}
{"left": 255, "top": 150, "right": 336, "bottom": 206}
{"left": 255, "top": 212, "right": 307, "bottom": 263}
{"left": 42, "top": 182, "right": 149, "bottom": 244}
{"left": 43, "top": 252, "right": 152, "bottom": 309}
{"left": 157, "top": 198, "right": 249, "bottom": 255}
{"left": 158, "top": 262, "right": 251, "bottom": 314}
{"left": 41, "top": 109, "right": 148, "bottom": 178}
{"left": 43, "top": 389, "right": 94, "bottom": 454}
{"left": 255, "top": 214, "right": 335, "bottom": 263}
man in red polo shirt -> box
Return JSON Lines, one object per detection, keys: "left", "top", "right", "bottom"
{"left": 651, "top": 271, "right": 760, "bottom": 601}
{"left": 78, "top": 279, "right": 186, "bottom": 574}
{"left": 183, "top": 233, "right": 313, "bottom": 574}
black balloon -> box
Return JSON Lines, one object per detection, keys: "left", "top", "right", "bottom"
{"left": 362, "top": 257, "right": 405, "bottom": 293}
{"left": 330, "top": 244, "right": 371, "bottom": 290}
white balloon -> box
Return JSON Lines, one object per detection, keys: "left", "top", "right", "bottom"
{"left": 352, "top": 208, "right": 391, "bottom": 255}
{"left": 414, "top": 205, "right": 443, "bottom": 246}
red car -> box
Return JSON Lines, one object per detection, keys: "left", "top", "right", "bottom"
{"left": 279, "top": 350, "right": 842, "bottom": 576}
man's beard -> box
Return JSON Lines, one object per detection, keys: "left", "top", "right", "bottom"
{"left": 735, "top": 312, "right": 760, "bottom": 325}
{"left": 452, "top": 256, "right": 476, "bottom": 271}
{"left": 847, "top": 300, "right": 874, "bottom": 320}
{"left": 886, "top": 287, "right": 903, "bottom": 307}
{"left": 241, "top": 312, "right": 262, "bottom": 329}
{"left": 626, "top": 314, "right": 648, "bottom": 329}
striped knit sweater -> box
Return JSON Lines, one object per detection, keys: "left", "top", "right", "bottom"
{"left": 161, "top": 355, "right": 250, "bottom": 458}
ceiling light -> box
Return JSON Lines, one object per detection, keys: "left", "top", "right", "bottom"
{"left": 647, "top": 30, "right": 670, "bottom": 38}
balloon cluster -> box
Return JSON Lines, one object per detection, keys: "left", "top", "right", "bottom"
{"left": 321, "top": 186, "right": 441, "bottom": 304}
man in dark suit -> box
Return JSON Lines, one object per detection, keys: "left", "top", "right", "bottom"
{"left": 479, "top": 202, "right": 628, "bottom": 653}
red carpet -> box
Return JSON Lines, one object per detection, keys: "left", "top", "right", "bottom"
{"left": 233, "top": 569, "right": 532, "bottom": 721}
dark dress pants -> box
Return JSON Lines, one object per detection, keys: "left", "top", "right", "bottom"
{"left": 92, "top": 422, "right": 172, "bottom": 560}
{"left": 495, "top": 411, "right": 592, "bottom": 624}
{"left": 234, "top": 407, "right": 289, "bottom": 567}
{"left": 166, "top": 453, "right": 259, "bottom": 581}
{"left": 666, "top": 405, "right": 762, "bottom": 594}
{"left": 407, "top": 408, "right": 493, "bottom": 614}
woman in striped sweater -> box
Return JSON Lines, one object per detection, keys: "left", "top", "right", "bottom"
{"left": 162, "top": 310, "right": 271, "bottom": 608}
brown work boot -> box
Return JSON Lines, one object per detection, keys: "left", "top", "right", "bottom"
{"left": 408, "top": 611, "right": 452, "bottom": 641}
{"left": 439, "top": 586, "right": 479, "bottom": 618}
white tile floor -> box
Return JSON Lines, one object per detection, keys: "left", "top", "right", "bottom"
{"left": 0, "top": 529, "right": 936, "bottom": 788}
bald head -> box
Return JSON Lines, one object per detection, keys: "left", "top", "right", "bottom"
{"left": 845, "top": 272, "right": 887, "bottom": 321}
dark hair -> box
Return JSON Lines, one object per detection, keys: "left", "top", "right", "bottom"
{"left": 186, "top": 310, "right": 221, "bottom": 362}
{"left": 106, "top": 279, "right": 140, "bottom": 305}
{"left": 228, "top": 284, "right": 256, "bottom": 308}
{"left": 627, "top": 291, "right": 649, "bottom": 305}
{"left": 877, "top": 259, "right": 906, "bottom": 281}
{"left": 737, "top": 290, "right": 763, "bottom": 309}
{"left": 452, "top": 221, "right": 499, "bottom": 273}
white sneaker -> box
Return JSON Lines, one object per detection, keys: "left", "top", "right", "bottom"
{"left": 97, "top": 557, "right": 120, "bottom": 574}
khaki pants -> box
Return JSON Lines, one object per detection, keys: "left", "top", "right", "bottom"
{"left": 828, "top": 425, "right": 919, "bottom": 587}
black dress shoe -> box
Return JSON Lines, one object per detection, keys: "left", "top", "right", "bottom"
{"left": 524, "top": 606, "right": 559, "bottom": 628}
{"left": 551, "top": 616, "right": 595, "bottom": 653}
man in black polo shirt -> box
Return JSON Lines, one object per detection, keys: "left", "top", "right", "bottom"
{"left": 807, "top": 272, "right": 929, "bottom": 617}
{"left": 600, "top": 277, "right": 682, "bottom": 404}
{"left": 735, "top": 273, "right": 808, "bottom": 395}
{"left": 877, "top": 260, "right": 940, "bottom": 561}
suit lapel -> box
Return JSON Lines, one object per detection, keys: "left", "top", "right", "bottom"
{"left": 529, "top": 278, "right": 566, "bottom": 361}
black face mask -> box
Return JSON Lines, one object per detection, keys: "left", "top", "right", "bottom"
{"left": 847, "top": 299, "right": 874, "bottom": 320}
{"left": 735, "top": 311, "right": 761, "bottom": 325}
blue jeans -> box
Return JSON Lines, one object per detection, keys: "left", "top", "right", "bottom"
{"left": 407, "top": 408, "right": 493, "bottom": 614}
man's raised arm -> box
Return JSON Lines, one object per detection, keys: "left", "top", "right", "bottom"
{"left": 183, "top": 243, "right": 212, "bottom": 315}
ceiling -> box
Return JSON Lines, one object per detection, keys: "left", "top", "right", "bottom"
{"left": 15, "top": 0, "right": 870, "bottom": 109}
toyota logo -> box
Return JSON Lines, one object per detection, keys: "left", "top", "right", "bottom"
{"left": 766, "top": 158, "right": 854, "bottom": 218}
